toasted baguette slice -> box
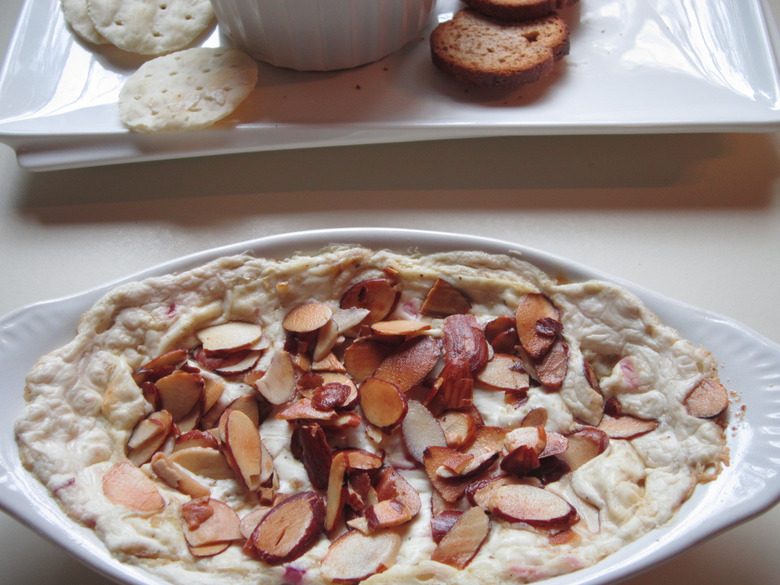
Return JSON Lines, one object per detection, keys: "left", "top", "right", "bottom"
{"left": 430, "top": 10, "right": 570, "bottom": 88}
{"left": 464, "top": 0, "right": 578, "bottom": 22}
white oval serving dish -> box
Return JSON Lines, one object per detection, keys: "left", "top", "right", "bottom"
{"left": 0, "top": 228, "right": 778, "bottom": 585}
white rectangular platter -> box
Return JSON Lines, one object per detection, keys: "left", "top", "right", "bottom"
{"left": 1, "top": 0, "right": 780, "bottom": 171}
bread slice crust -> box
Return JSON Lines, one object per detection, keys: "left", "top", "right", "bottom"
{"left": 462, "top": 0, "right": 576, "bottom": 22}
{"left": 430, "top": 9, "right": 570, "bottom": 88}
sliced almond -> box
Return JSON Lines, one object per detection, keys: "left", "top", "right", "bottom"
{"left": 365, "top": 498, "right": 414, "bottom": 530}
{"left": 126, "top": 409, "right": 174, "bottom": 466}
{"left": 424, "top": 446, "right": 478, "bottom": 503}
{"left": 558, "top": 427, "right": 609, "bottom": 471}
{"left": 155, "top": 370, "right": 204, "bottom": 421}
{"left": 283, "top": 301, "right": 333, "bottom": 333}
{"left": 102, "top": 461, "right": 165, "bottom": 514}
{"left": 420, "top": 278, "right": 472, "bottom": 317}
{"left": 476, "top": 354, "right": 530, "bottom": 392}
{"left": 535, "top": 338, "right": 569, "bottom": 390}
{"left": 169, "top": 446, "right": 235, "bottom": 480}
{"left": 374, "top": 466, "right": 421, "bottom": 517}
{"left": 132, "top": 349, "right": 189, "bottom": 385}
{"left": 431, "top": 505, "right": 490, "bottom": 569}
{"left": 442, "top": 314, "right": 489, "bottom": 373}
{"left": 373, "top": 335, "right": 441, "bottom": 392}
{"left": 515, "top": 293, "right": 561, "bottom": 359}
{"left": 311, "top": 352, "right": 348, "bottom": 373}
{"left": 291, "top": 422, "right": 333, "bottom": 491}
{"left": 239, "top": 506, "right": 272, "bottom": 539}
{"left": 370, "top": 319, "right": 431, "bottom": 337}
{"left": 222, "top": 409, "right": 266, "bottom": 491}
{"left": 254, "top": 350, "right": 297, "bottom": 405}
{"left": 437, "top": 410, "right": 478, "bottom": 449}
{"left": 326, "top": 451, "right": 348, "bottom": 533}
{"left": 521, "top": 407, "right": 548, "bottom": 428}
{"left": 212, "top": 350, "right": 263, "bottom": 376}
{"left": 401, "top": 399, "right": 448, "bottom": 464}
{"left": 342, "top": 338, "right": 393, "bottom": 383}
{"left": 225, "top": 395, "right": 262, "bottom": 427}
{"left": 189, "top": 542, "right": 231, "bottom": 557}
{"left": 430, "top": 356, "right": 474, "bottom": 410}
{"left": 197, "top": 322, "right": 263, "bottom": 353}
{"left": 488, "top": 484, "right": 577, "bottom": 528}
{"left": 340, "top": 278, "right": 400, "bottom": 324}
{"left": 504, "top": 426, "right": 547, "bottom": 455}
{"left": 596, "top": 413, "right": 658, "bottom": 439}
{"left": 359, "top": 377, "right": 408, "bottom": 430}
{"left": 151, "top": 452, "right": 210, "bottom": 498}
{"left": 173, "top": 429, "right": 220, "bottom": 452}
{"left": 684, "top": 378, "right": 729, "bottom": 418}
{"left": 276, "top": 397, "right": 341, "bottom": 422}
{"left": 321, "top": 529, "right": 401, "bottom": 583}
{"left": 431, "top": 509, "right": 463, "bottom": 543}
{"left": 181, "top": 497, "right": 242, "bottom": 548}
{"left": 246, "top": 491, "right": 325, "bottom": 566}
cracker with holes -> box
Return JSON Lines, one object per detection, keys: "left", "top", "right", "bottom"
{"left": 118, "top": 47, "right": 258, "bottom": 133}
{"left": 61, "top": 0, "right": 108, "bottom": 45}
{"left": 86, "top": 0, "right": 215, "bottom": 55}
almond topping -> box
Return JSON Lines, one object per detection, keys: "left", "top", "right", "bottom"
{"left": 155, "top": 370, "right": 204, "bottom": 421}
{"left": 321, "top": 529, "right": 401, "bottom": 583}
{"left": 420, "top": 278, "right": 472, "bottom": 317}
{"left": 684, "top": 378, "right": 729, "bottom": 418}
{"left": 197, "top": 322, "right": 263, "bottom": 353}
{"left": 515, "top": 293, "right": 560, "bottom": 359}
{"left": 359, "top": 377, "right": 408, "bottom": 430}
{"left": 283, "top": 301, "right": 333, "bottom": 333}
{"left": 340, "top": 278, "right": 400, "bottom": 324}
{"left": 102, "top": 462, "right": 165, "bottom": 514}
{"left": 373, "top": 335, "right": 441, "bottom": 392}
{"left": 476, "top": 353, "right": 530, "bottom": 392}
{"left": 181, "top": 497, "right": 242, "bottom": 548}
{"left": 253, "top": 350, "right": 297, "bottom": 405}
{"left": 431, "top": 506, "right": 490, "bottom": 569}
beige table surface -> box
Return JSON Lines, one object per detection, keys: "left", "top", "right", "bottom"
{"left": 1, "top": 1, "right": 779, "bottom": 584}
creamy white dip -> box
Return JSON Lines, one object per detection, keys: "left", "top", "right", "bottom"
{"left": 15, "top": 246, "right": 729, "bottom": 585}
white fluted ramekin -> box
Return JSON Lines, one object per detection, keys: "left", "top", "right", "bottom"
{"left": 209, "top": 0, "right": 435, "bottom": 71}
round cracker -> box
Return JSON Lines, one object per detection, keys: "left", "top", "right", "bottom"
{"left": 118, "top": 47, "right": 258, "bottom": 133}
{"left": 61, "top": 0, "right": 109, "bottom": 45}
{"left": 87, "top": 0, "right": 214, "bottom": 55}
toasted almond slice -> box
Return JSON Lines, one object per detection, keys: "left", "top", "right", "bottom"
{"left": 319, "top": 373, "right": 359, "bottom": 408}
{"left": 222, "top": 409, "right": 264, "bottom": 491}
{"left": 126, "top": 409, "right": 173, "bottom": 466}
{"left": 488, "top": 484, "right": 576, "bottom": 528}
{"left": 500, "top": 445, "right": 541, "bottom": 476}
{"left": 169, "top": 447, "right": 235, "bottom": 480}
{"left": 431, "top": 506, "right": 490, "bottom": 569}
{"left": 434, "top": 451, "right": 476, "bottom": 478}
{"left": 213, "top": 350, "right": 263, "bottom": 375}
{"left": 283, "top": 302, "right": 333, "bottom": 333}
{"left": 442, "top": 314, "right": 489, "bottom": 373}
{"left": 155, "top": 370, "right": 204, "bottom": 421}
{"left": 539, "top": 431, "right": 568, "bottom": 458}
{"left": 504, "top": 426, "right": 547, "bottom": 455}
{"left": 197, "top": 322, "right": 263, "bottom": 353}
{"left": 291, "top": 422, "right": 333, "bottom": 491}
{"left": 254, "top": 350, "right": 297, "bottom": 405}
{"left": 359, "top": 378, "right": 408, "bottom": 430}
{"left": 132, "top": 349, "right": 189, "bottom": 385}
{"left": 476, "top": 354, "right": 530, "bottom": 392}
{"left": 370, "top": 319, "right": 431, "bottom": 337}
{"left": 312, "top": 382, "right": 352, "bottom": 411}
{"left": 343, "top": 338, "right": 394, "bottom": 383}
{"left": 535, "top": 338, "right": 569, "bottom": 390}
{"left": 326, "top": 451, "right": 348, "bottom": 533}
{"left": 373, "top": 335, "right": 441, "bottom": 392}
{"left": 311, "top": 352, "right": 348, "bottom": 373}
{"left": 181, "top": 497, "right": 242, "bottom": 548}
{"left": 239, "top": 506, "right": 272, "bottom": 539}
{"left": 366, "top": 498, "right": 414, "bottom": 530}
{"left": 374, "top": 466, "right": 421, "bottom": 517}
{"left": 684, "top": 378, "right": 729, "bottom": 418}
{"left": 151, "top": 452, "right": 210, "bottom": 498}
{"left": 466, "top": 474, "right": 527, "bottom": 509}
{"left": 173, "top": 429, "right": 220, "bottom": 452}
{"left": 431, "top": 509, "right": 463, "bottom": 543}
{"left": 596, "top": 413, "right": 658, "bottom": 439}
{"left": 248, "top": 491, "right": 325, "bottom": 565}
{"left": 276, "top": 397, "right": 340, "bottom": 422}
{"left": 401, "top": 399, "right": 448, "bottom": 464}
{"left": 202, "top": 375, "right": 226, "bottom": 414}
{"left": 423, "top": 447, "right": 477, "bottom": 503}
{"left": 340, "top": 279, "right": 400, "bottom": 324}
{"left": 521, "top": 407, "right": 548, "bottom": 428}
{"left": 342, "top": 449, "right": 384, "bottom": 472}
{"left": 321, "top": 529, "right": 401, "bottom": 583}
{"left": 431, "top": 356, "right": 474, "bottom": 410}
{"left": 515, "top": 293, "right": 561, "bottom": 359}
{"left": 485, "top": 315, "right": 516, "bottom": 343}
{"left": 420, "top": 278, "right": 472, "bottom": 317}
{"left": 437, "top": 410, "right": 478, "bottom": 449}
{"left": 102, "top": 462, "right": 165, "bottom": 514}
